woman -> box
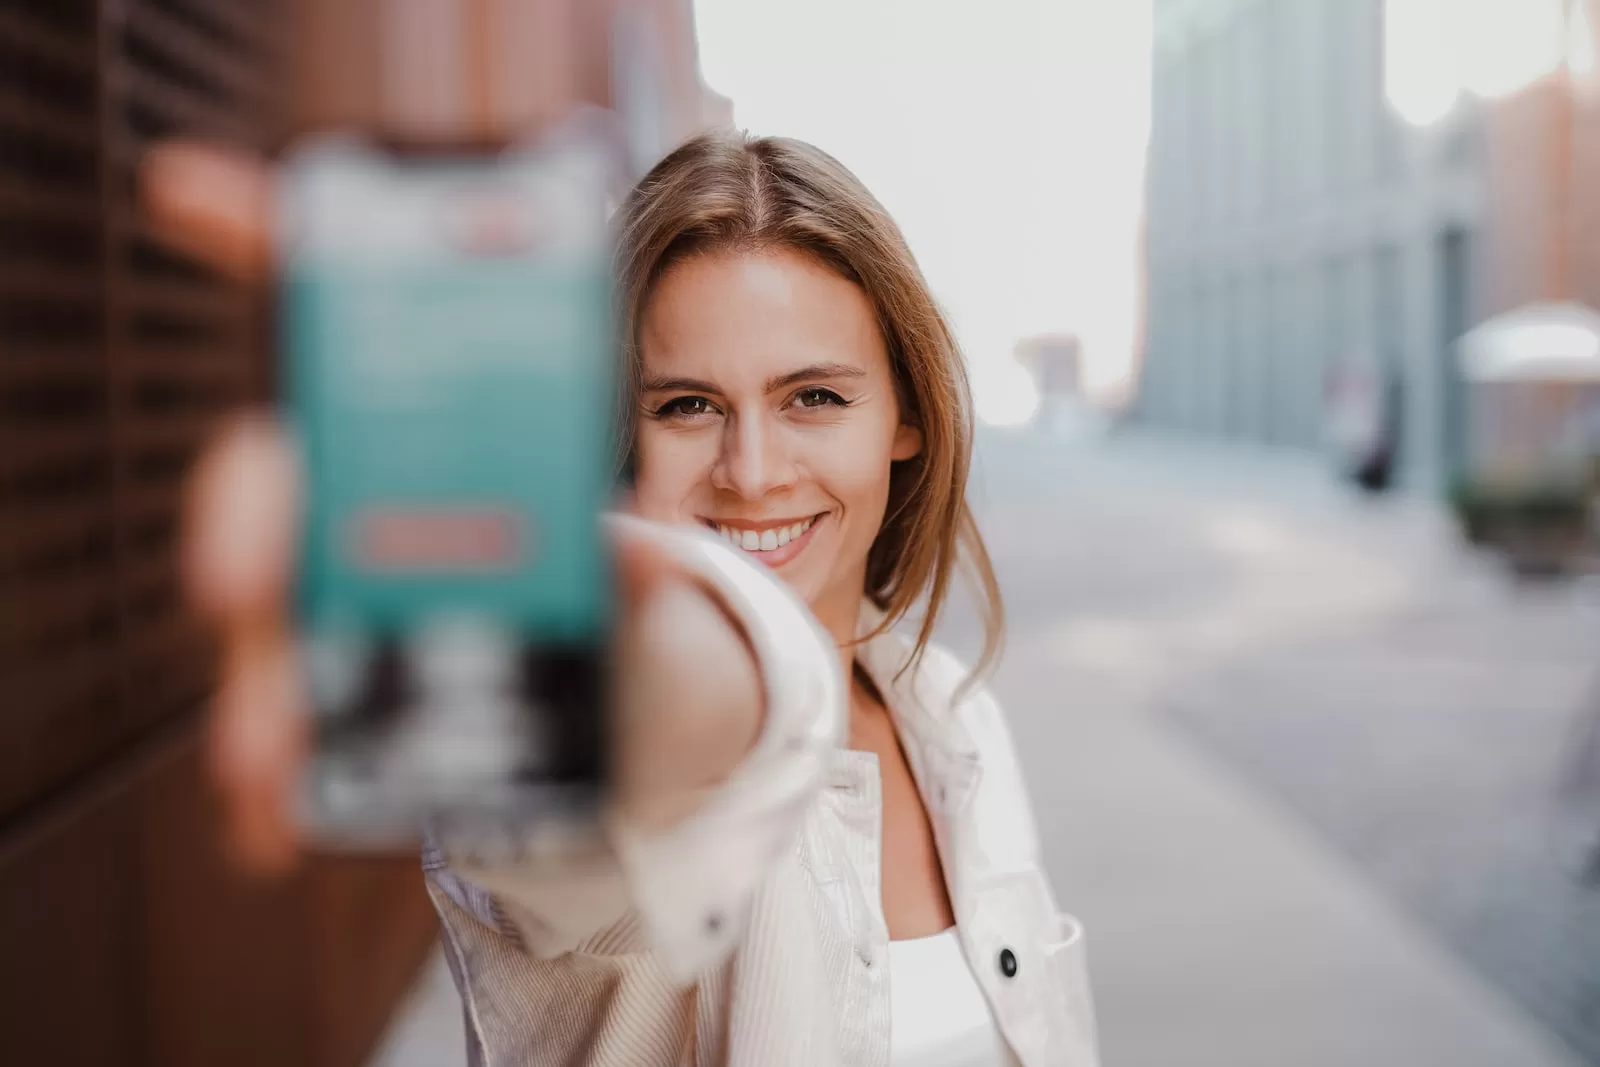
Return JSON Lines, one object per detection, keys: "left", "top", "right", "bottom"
{"left": 168, "top": 130, "right": 1098, "bottom": 1067}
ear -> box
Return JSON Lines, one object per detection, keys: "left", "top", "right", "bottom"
{"left": 891, "top": 422, "right": 923, "bottom": 462}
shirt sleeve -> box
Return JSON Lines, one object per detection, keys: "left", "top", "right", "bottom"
{"left": 429, "top": 515, "right": 846, "bottom": 981}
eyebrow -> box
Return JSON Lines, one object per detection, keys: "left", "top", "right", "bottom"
{"left": 640, "top": 361, "right": 868, "bottom": 395}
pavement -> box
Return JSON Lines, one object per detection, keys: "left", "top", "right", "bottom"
{"left": 367, "top": 423, "right": 1588, "bottom": 1067}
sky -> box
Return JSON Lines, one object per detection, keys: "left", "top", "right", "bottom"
{"left": 691, "top": 0, "right": 1153, "bottom": 423}
{"left": 1384, "top": 0, "right": 1581, "bottom": 126}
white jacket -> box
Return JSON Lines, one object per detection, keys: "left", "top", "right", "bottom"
{"left": 423, "top": 529, "right": 1099, "bottom": 1067}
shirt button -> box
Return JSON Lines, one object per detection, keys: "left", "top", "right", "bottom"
{"left": 998, "top": 947, "right": 1018, "bottom": 979}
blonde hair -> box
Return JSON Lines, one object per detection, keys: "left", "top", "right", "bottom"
{"left": 615, "top": 129, "right": 1003, "bottom": 681}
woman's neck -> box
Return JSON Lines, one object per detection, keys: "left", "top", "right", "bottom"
{"left": 809, "top": 578, "right": 866, "bottom": 657}
{"left": 803, "top": 576, "right": 887, "bottom": 741}
{"left": 814, "top": 609, "right": 862, "bottom": 697}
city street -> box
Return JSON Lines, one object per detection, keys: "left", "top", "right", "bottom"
{"left": 372, "top": 426, "right": 1598, "bottom": 1067}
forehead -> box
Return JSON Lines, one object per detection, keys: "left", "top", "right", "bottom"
{"left": 638, "top": 248, "right": 889, "bottom": 386}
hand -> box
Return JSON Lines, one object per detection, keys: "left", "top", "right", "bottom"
{"left": 156, "top": 145, "right": 764, "bottom": 874}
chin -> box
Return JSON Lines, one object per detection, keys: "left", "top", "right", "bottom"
{"left": 774, "top": 563, "right": 824, "bottom": 603}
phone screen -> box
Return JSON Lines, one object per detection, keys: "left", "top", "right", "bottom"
{"left": 280, "top": 131, "right": 615, "bottom": 847}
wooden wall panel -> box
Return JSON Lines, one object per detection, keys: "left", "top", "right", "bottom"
{"left": 0, "top": 0, "right": 121, "bottom": 821}
{"left": 309, "top": 857, "right": 445, "bottom": 1067}
{"left": 136, "top": 730, "right": 318, "bottom": 1067}
{"left": 0, "top": 759, "right": 141, "bottom": 1066}
{"left": 1, "top": 3, "right": 440, "bottom": 1066}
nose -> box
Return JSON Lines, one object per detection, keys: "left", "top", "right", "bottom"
{"left": 710, "top": 411, "right": 797, "bottom": 500}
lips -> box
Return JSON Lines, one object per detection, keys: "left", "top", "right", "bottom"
{"left": 703, "top": 513, "right": 826, "bottom": 568}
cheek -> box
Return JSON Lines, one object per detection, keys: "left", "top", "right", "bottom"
{"left": 631, "top": 425, "right": 713, "bottom": 521}
{"left": 803, "top": 422, "right": 897, "bottom": 516}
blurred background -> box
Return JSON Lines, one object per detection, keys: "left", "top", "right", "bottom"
{"left": 4, "top": 1, "right": 1600, "bottom": 1065}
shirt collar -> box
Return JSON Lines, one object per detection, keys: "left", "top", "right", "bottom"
{"left": 852, "top": 600, "right": 981, "bottom": 766}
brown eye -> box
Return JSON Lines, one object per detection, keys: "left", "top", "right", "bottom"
{"left": 657, "top": 396, "right": 715, "bottom": 418}
{"left": 794, "top": 387, "right": 847, "bottom": 409}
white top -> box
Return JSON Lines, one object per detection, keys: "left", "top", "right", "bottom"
{"left": 889, "top": 929, "right": 1008, "bottom": 1067}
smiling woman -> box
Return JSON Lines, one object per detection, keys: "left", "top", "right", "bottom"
{"left": 419, "top": 129, "right": 1101, "bottom": 1067}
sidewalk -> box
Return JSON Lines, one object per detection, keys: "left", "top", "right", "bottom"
{"left": 1001, "top": 645, "right": 1583, "bottom": 1067}
{"left": 981, "top": 426, "right": 1583, "bottom": 1067}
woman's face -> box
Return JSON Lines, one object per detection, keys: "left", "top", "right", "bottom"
{"left": 633, "top": 248, "right": 921, "bottom": 631}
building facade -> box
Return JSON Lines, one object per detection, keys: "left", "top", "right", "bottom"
{"left": 1138, "top": 0, "right": 1486, "bottom": 489}
{"left": 1478, "top": 21, "right": 1600, "bottom": 320}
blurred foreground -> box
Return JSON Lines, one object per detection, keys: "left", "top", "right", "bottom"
{"left": 373, "top": 423, "right": 1595, "bottom": 1067}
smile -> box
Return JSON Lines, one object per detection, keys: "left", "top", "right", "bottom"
{"left": 702, "top": 513, "right": 826, "bottom": 567}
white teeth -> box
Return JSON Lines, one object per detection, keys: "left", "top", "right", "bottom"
{"left": 712, "top": 516, "right": 819, "bottom": 552}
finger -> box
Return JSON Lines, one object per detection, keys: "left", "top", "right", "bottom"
{"left": 209, "top": 625, "right": 308, "bottom": 875}
{"left": 183, "top": 412, "right": 299, "bottom": 629}
{"left": 222, "top": 768, "right": 301, "bottom": 876}
{"left": 140, "top": 140, "right": 274, "bottom": 281}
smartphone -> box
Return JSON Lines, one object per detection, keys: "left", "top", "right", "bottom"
{"left": 279, "top": 124, "right": 616, "bottom": 850}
